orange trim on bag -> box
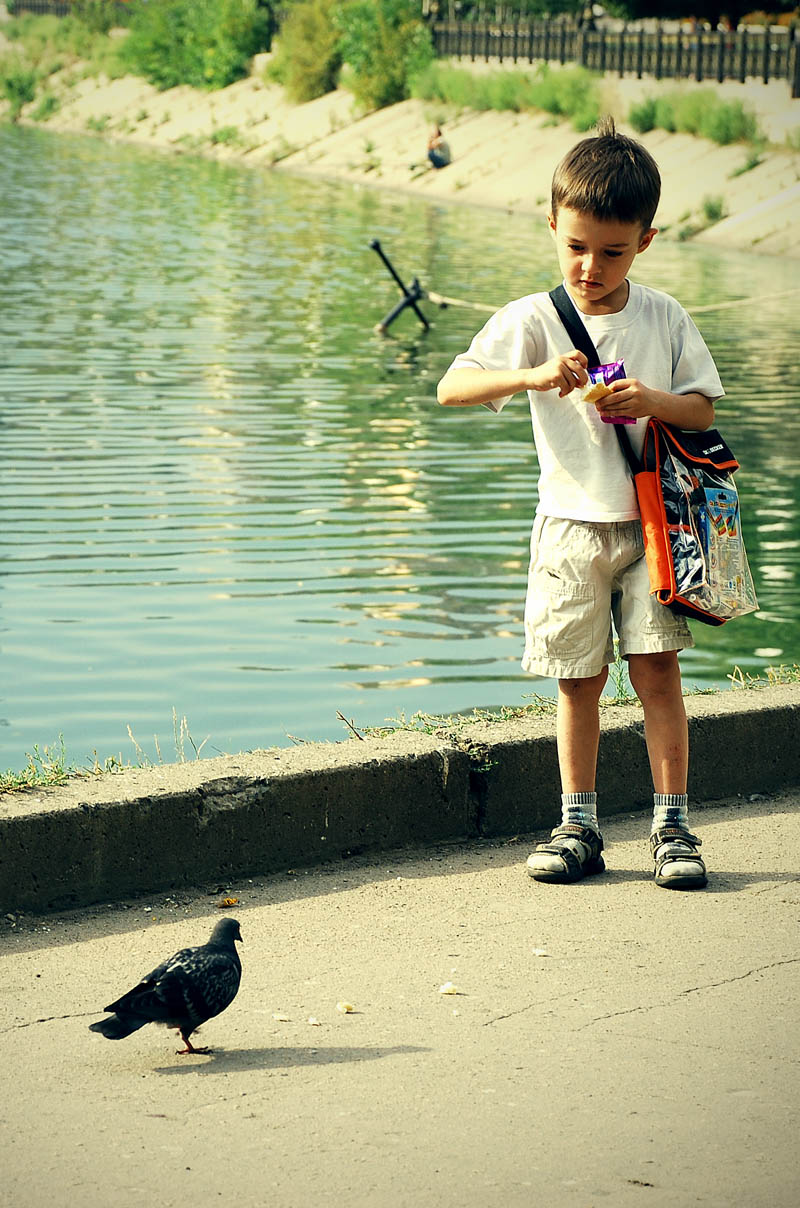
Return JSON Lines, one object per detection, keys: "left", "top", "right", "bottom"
{"left": 634, "top": 468, "right": 677, "bottom": 602}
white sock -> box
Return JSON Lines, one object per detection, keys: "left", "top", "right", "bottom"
{"left": 561, "top": 791, "right": 599, "bottom": 834}
{"left": 652, "top": 792, "right": 689, "bottom": 837}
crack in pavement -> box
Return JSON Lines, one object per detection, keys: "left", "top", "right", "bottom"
{"left": 580, "top": 957, "right": 800, "bottom": 1029}
{"left": 483, "top": 988, "right": 588, "bottom": 1027}
{"left": 0, "top": 1010, "right": 97, "bottom": 1034}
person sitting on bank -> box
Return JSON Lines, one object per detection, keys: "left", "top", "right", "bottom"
{"left": 427, "top": 125, "right": 451, "bottom": 170}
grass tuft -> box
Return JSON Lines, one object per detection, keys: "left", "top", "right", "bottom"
{"left": 410, "top": 62, "right": 599, "bottom": 131}
{"left": 0, "top": 737, "right": 73, "bottom": 793}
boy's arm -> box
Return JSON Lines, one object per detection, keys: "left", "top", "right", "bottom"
{"left": 595, "top": 383, "right": 716, "bottom": 431}
{"left": 438, "top": 351, "right": 589, "bottom": 407}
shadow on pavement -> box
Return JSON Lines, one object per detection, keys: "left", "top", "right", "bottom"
{"left": 153, "top": 1042, "right": 429, "bottom": 1075}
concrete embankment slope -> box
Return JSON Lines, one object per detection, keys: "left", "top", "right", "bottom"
{"left": 1, "top": 682, "right": 798, "bottom": 913}
{"left": 4, "top": 52, "right": 800, "bottom": 256}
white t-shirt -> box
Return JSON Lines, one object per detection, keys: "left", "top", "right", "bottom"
{"left": 448, "top": 281, "right": 724, "bottom": 522}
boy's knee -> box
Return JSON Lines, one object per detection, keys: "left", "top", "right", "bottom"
{"left": 558, "top": 667, "right": 608, "bottom": 699}
{"left": 628, "top": 651, "right": 680, "bottom": 695}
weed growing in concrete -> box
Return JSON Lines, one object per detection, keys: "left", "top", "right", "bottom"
{"left": 127, "top": 708, "right": 210, "bottom": 766}
{"left": 268, "top": 135, "right": 297, "bottom": 164}
{"left": 0, "top": 710, "right": 213, "bottom": 794}
{"left": 730, "top": 143, "right": 766, "bottom": 177}
{"left": 701, "top": 194, "right": 726, "bottom": 224}
{"left": 0, "top": 736, "right": 72, "bottom": 793}
{"left": 728, "top": 663, "right": 800, "bottom": 689}
{"left": 606, "top": 643, "right": 635, "bottom": 703}
{"left": 210, "top": 124, "right": 242, "bottom": 146}
{"left": 31, "top": 92, "right": 59, "bottom": 120}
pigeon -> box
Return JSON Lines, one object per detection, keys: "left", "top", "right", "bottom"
{"left": 89, "top": 917, "right": 243, "bottom": 1054}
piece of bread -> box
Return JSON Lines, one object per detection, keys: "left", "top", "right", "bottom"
{"left": 583, "top": 381, "right": 613, "bottom": 404}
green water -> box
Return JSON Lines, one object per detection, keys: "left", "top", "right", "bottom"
{"left": 1, "top": 124, "right": 798, "bottom": 767}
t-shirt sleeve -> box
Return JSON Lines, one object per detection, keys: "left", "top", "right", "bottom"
{"left": 447, "top": 300, "right": 540, "bottom": 414}
{"left": 670, "top": 308, "right": 725, "bottom": 401}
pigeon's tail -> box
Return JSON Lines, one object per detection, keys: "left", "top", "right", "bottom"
{"left": 89, "top": 1013, "right": 148, "bottom": 1040}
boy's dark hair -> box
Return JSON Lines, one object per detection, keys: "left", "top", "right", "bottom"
{"left": 551, "top": 116, "right": 661, "bottom": 230}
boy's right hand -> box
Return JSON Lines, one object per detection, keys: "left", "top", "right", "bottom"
{"left": 529, "top": 350, "right": 589, "bottom": 397}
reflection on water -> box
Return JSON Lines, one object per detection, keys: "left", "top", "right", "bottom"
{"left": 1, "top": 125, "right": 798, "bottom": 766}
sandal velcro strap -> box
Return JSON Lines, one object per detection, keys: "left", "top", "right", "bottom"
{"left": 651, "top": 827, "right": 707, "bottom": 889}
{"left": 649, "top": 827, "right": 701, "bottom": 855}
{"left": 550, "top": 824, "right": 604, "bottom": 858}
{"left": 527, "top": 824, "right": 606, "bottom": 883}
{"left": 535, "top": 842, "right": 584, "bottom": 880}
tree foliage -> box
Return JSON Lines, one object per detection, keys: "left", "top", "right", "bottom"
{"left": 268, "top": 0, "right": 342, "bottom": 102}
{"left": 119, "top": 0, "right": 272, "bottom": 91}
{"left": 333, "top": 0, "right": 434, "bottom": 109}
{"left": 605, "top": 1, "right": 798, "bottom": 27}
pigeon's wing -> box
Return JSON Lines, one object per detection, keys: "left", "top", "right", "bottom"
{"left": 105, "top": 946, "right": 240, "bottom": 1028}
{"left": 103, "top": 946, "right": 195, "bottom": 1017}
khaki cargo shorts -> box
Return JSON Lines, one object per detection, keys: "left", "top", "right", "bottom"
{"left": 522, "top": 515, "right": 693, "bottom": 680}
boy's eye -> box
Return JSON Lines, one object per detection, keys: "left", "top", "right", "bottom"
{"left": 605, "top": 250, "right": 623, "bottom": 258}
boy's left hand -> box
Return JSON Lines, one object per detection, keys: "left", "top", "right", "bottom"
{"left": 593, "top": 382, "right": 716, "bottom": 431}
{"left": 593, "top": 378, "right": 652, "bottom": 422}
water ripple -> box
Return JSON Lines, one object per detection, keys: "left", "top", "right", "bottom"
{"left": 0, "top": 125, "right": 798, "bottom": 763}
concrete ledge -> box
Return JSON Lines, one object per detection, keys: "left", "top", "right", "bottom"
{"left": 1, "top": 684, "right": 799, "bottom": 912}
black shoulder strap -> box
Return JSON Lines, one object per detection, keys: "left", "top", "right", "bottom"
{"left": 549, "top": 284, "right": 600, "bottom": 368}
{"left": 548, "top": 284, "right": 640, "bottom": 476}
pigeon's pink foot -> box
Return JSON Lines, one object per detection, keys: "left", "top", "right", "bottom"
{"left": 176, "top": 1032, "right": 209, "bottom": 1055}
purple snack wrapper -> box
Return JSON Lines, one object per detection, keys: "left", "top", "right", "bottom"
{"left": 588, "top": 360, "right": 635, "bottom": 425}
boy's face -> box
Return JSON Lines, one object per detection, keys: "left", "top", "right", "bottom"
{"left": 549, "top": 207, "right": 657, "bottom": 314}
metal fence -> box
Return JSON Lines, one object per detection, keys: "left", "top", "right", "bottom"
{"left": 7, "top": 1, "right": 132, "bottom": 16}
{"left": 9, "top": 1, "right": 75, "bottom": 14}
{"left": 432, "top": 20, "right": 800, "bottom": 98}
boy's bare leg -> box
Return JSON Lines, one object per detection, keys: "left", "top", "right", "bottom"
{"left": 627, "top": 651, "right": 687, "bottom": 792}
{"left": 556, "top": 668, "right": 609, "bottom": 791}
{"left": 628, "top": 651, "right": 706, "bottom": 888}
{"left": 526, "top": 669, "right": 609, "bottom": 883}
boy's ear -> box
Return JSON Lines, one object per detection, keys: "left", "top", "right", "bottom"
{"left": 637, "top": 227, "right": 658, "bottom": 253}
{"left": 547, "top": 211, "right": 557, "bottom": 237}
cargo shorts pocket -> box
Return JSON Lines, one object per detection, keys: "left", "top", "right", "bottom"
{"left": 525, "top": 572, "right": 596, "bottom": 660}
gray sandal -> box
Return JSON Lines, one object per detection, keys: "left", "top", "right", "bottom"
{"left": 651, "top": 827, "right": 707, "bottom": 889}
{"left": 526, "top": 824, "right": 605, "bottom": 883}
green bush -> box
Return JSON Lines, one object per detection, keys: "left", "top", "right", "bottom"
{"left": 3, "top": 12, "right": 125, "bottom": 78}
{"left": 408, "top": 62, "right": 474, "bottom": 108}
{"left": 120, "top": 0, "right": 272, "bottom": 91}
{"left": 627, "top": 89, "right": 761, "bottom": 146}
{"left": 267, "top": 0, "right": 342, "bottom": 103}
{"left": 411, "top": 63, "right": 599, "bottom": 131}
{"left": 628, "top": 96, "right": 657, "bottom": 134}
{"left": 334, "top": 0, "right": 433, "bottom": 111}
{"left": 700, "top": 98, "right": 758, "bottom": 145}
{"left": 1, "top": 59, "right": 37, "bottom": 119}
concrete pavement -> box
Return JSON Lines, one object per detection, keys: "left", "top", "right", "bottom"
{"left": 3, "top": 788, "right": 799, "bottom": 1208}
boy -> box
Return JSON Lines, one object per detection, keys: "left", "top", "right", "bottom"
{"left": 437, "top": 117, "right": 723, "bottom": 889}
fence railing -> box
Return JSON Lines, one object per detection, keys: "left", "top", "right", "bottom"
{"left": 9, "top": 1, "right": 79, "bottom": 15}
{"left": 7, "top": 1, "right": 130, "bottom": 15}
{"left": 431, "top": 20, "right": 800, "bottom": 98}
